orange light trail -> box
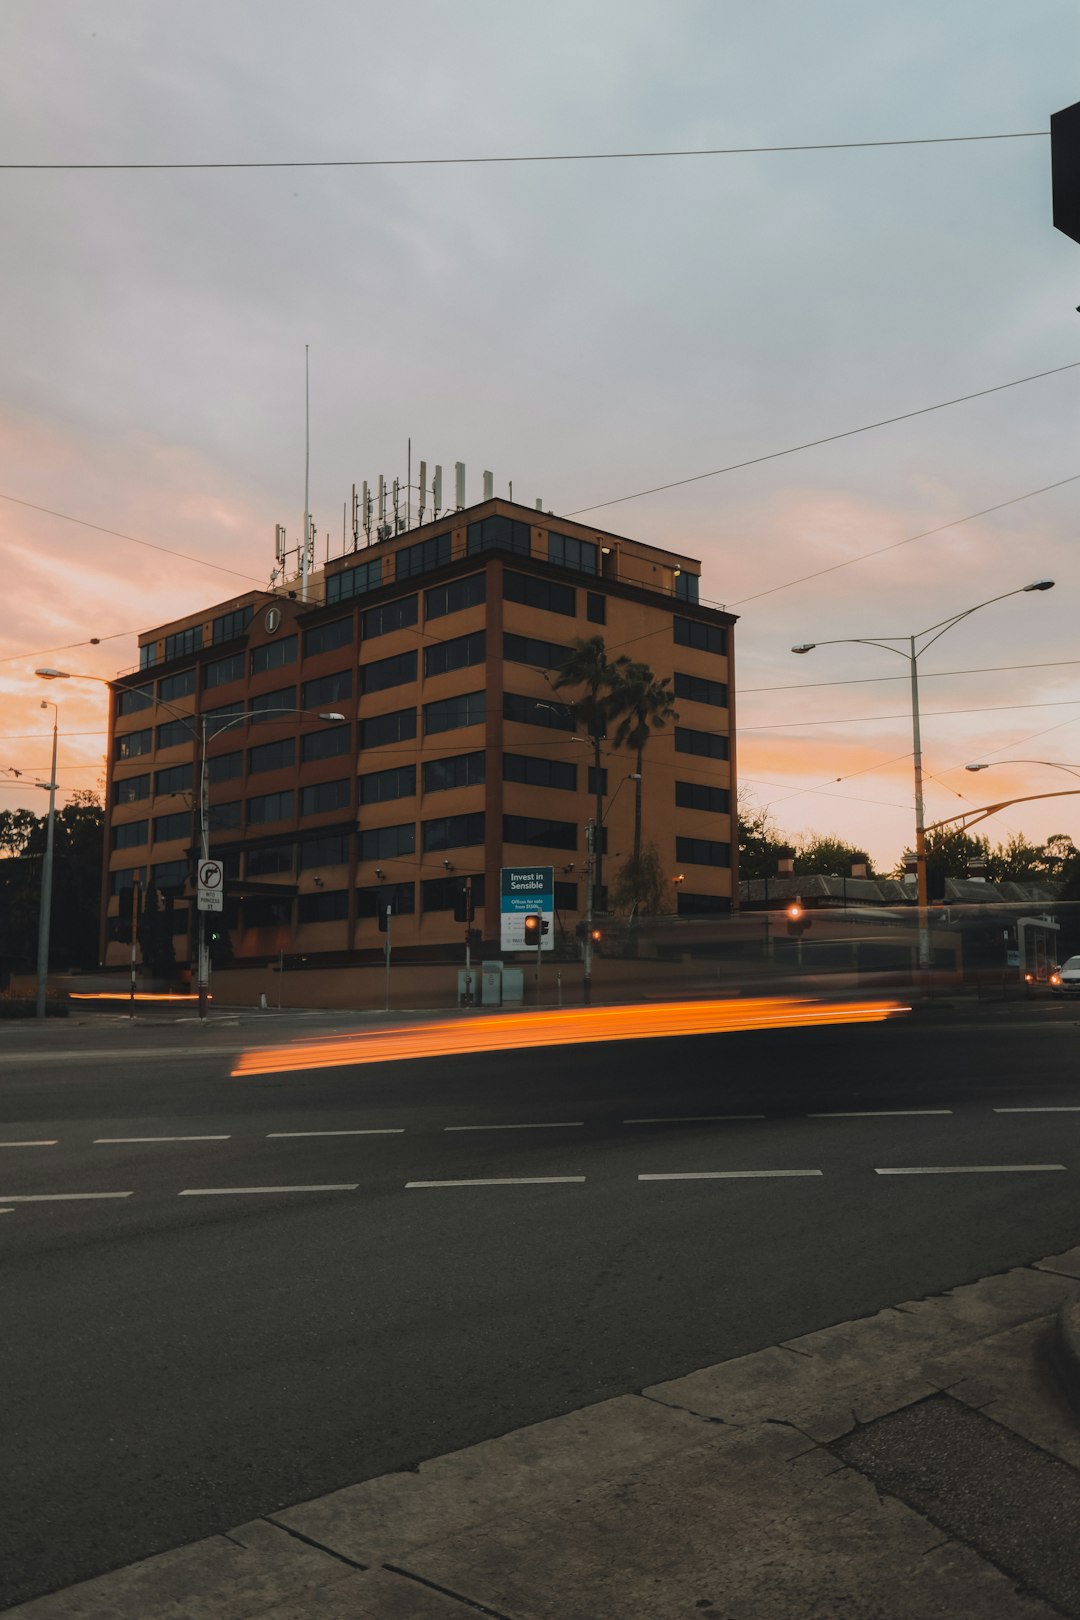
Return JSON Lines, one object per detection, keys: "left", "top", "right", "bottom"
{"left": 68, "top": 991, "right": 211, "bottom": 1003}
{"left": 231, "top": 996, "right": 909, "bottom": 1078}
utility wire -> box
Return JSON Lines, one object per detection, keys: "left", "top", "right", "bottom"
{"left": 742, "top": 697, "right": 1080, "bottom": 732}
{"left": 0, "top": 131, "right": 1047, "bottom": 173}
{"left": 0, "top": 492, "right": 268, "bottom": 586}
{"left": 566, "top": 362, "right": 1080, "bottom": 516}
{"left": 729, "top": 472, "right": 1080, "bottom": 608}
{"left": 739, "top": 655, "right": 1080, "bottom": 696}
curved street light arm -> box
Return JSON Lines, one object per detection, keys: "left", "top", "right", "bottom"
{"left": 925, "top": 788, "right": 1080, "bottom": 836}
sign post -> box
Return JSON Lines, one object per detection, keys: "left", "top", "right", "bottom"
{"left": 196, "top": 859, "right": 224, "bottom": 914}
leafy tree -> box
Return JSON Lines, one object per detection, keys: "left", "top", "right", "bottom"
{"left": 610, "top": 661, "right": 677, "bottom": 865}
{"left": 553, "top": 636, "right": 627, "bottom": 896}
{"left": 0, "top": 808, "right": 39, "bottom": 857}
{"left": 737, "top": 800, "right": 785, "bottom": 880}
{"left": 609, "top": 840, "right": 674, "bottom": 918}
{"left": 0, "top": 792, "right": 105, "bottom": 970}
{"left": 793, "top": 836, "right": 875, "bottom": 877}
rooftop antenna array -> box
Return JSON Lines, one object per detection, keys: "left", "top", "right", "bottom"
{"left": 334, "top": 450, "right": 537, "bottom": 560}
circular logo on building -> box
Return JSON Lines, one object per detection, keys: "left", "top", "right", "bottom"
{"left": 264, "top": 606, "right": 282, "bottom": 634}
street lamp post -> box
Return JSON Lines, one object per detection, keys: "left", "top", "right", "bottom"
{"left": 33, "top": 700, "right": 59, "bottom": 1019}
{"left": 36, "top": 667, "right": 342, "bottom": 1019}
{"left": 792, "top": 580, "right": 1054, "bottom": 967}
{"left": 966, "top": 760, "right": 1080, "bottom": 781}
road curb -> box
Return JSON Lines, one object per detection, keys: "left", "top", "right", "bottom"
{"left": 1050, "top": 1292, "right": 1080, "bottom": 1414}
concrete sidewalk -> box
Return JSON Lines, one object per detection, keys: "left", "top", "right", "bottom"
{"left": 8, "top": 1250, "right": 1080, "bottom": 1619}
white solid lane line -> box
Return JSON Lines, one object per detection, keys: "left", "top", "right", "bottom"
{"left": 407, "top": 1176, "right": 586, "bottom": 1188}
{"left": 0, "top": 1191, "right": 134, "bottom": 1201}
{"left": 639, "top": 1170, "right": 823, "bottom": 1181}
{"left": 94, "top": 1135, "right": 231, "bottom": 1144}
{"left": 0, "top": 1140, "right": 58, "bottom": 1147}
{"left": 807, "top": 1110, "right": 953, "bottom": 1118}
{"left": 266, "top": 1129, "right": 404, "bottom": 1137}
{"left": 179, "top": 1184, "right": 358, "bottom": 1196}
{"left": 875, "top": 1164, "right": 1066, "bottom": 1175}
{"left": 993, "top": 1107, "right": 1080, "bottom": 1113}
{"left": 624, "top": 1115, "right": 765, "bottom": 1124}
{"left": 443, "top": 1122, "right": 584, "bottom": 1132}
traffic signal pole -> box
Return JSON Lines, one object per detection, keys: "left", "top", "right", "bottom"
{"left": 583, "top": 820, "right": 595, "bottom": 1005}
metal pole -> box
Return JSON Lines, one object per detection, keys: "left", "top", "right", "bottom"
{"left": 536, "top": 921, "right": 542, "bottom": 1005}
{"left": 197, "top": 717, "right": 211, "bottom": 1020}
{"left": 910, "top": 638, "right": 931, "bottom": 968}
{"left": 301, "top": 344, "right": 310, "bottom": 603}
{"left": 384, "top": 907, "right": 391, "bottom": 1010}
{"left": 34, "top": 710, "right": 59, "bottom": 1019}
{"left": 583, "top": 820, "right": 595, "bottom": 1004}
{"left": 129, "top": 874, "right": 140, "bottom": 1018}
{"left": 463, "top": 876, "right": 473, "bottom": 1006}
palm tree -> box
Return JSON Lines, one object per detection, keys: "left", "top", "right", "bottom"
{"left": 552, "top": 636, "right": 625, "bottom": 896}
{"left": 611, "top": 662, "right": 677, "bottom": 867}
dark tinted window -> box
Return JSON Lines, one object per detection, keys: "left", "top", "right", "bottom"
{"left": 674, "top": 726, "right": 729, "bottom": 760}
{"left": 299, "top": 832, "right": 350, "bottom": 869}
{"left": 466, "top": 516, "right": 531, "bottom": 557}
{"left": 424, "top": 691, "right": 485, "bottom": 735}
{"left": 302, "top": 669, "right": 353, "bottom": 708}
{"left": 301, "top": 726, "right": 351, "bottom": 764}
{"left": 326, "top": 557, "right": 382, "bottom": 604}
{"left": 247, "top": 790, "right": 293, "bottom": 824}
{"left": 152, "top": 811, "right": 187, "bottom": 842}
{"left": 298, "top": 889, "right": 349, "bottom": 924}
{"left": 357, "top": 881, "right": 415, "bottom": 918}
{"left": 113, "top": 773, "right": 150, "bottom": 805}
{"left": 249, "top": 686, "right": 297, "bottom": 724}
{"left": 675, "top": 781, "right": 730, "bottom": 814}
{"left": 117, "top": 684, "right": 153, "bottom": 716}
{"left": 677, "top": 891, "right": 730, "bottom": 916}
{"left": 547, "top": 532, "right": 598, "bottom": 575}
{"left": 554, "top": 881, "right": 577, "bottom": 911}
{"left": 153, "top": 859, "right": 190, "bottom": 892}
{"left": 422, "top": 873, "right": 486, "bottom": 913}
{"left": 361, "top": 649, "right": 417, "bottom": 694}
{"left": 111, "top": 867, "right": 139, "bottom": 893}
{"left": 251, "top": 635, "right": 297, "bottom": 675}
{"left": 207, "top": 749, "right": 242, "bottom": 783}
{"left": 300, "top": 779, "right": 350, "bottom": 816}
{"left": 212, "top": 605, "right": 253, "bottom": 644}
{"left": 208, "top": 800, "right": 242, "bottom": 831}
{"left": 359, "top": 707, "right": 416, "bottom": 748}
{"left": 304, "top": 618, "right": 352, "bottom": 658}
{"left": 425, "top": 573, "right": 485, "bottom": 621}
{"left": 165, "top": 626, "right": 202, "bottom": 661}
{"left": 675, "top": 836, "right": 730, "bottom": 867}
{"left": 422, "top": 812, "right": 485, "bottom": 852}
{"left": 424, "top": 630, "right": 485, "bottom": 678}
{"left": 423, "top": 751, "right": 486, "bottom": 793}
{"left": 114, "top": 820, "right": 149, "bottom": 850}
{"left": 673, "top": 616, "right": 727, "bottom": 655}
{"left": 503, "top": 691, "right": 575, "bottom": 730}
{"left": 587, "top": 764, "right": 608, "bottom": 796}
{"left": 504, "top": 570, "right": 575, "bottom": 617}
{"left": 155, "top": 718, "right": 191, "bottom": 750}
{"left": 117, "top": 728, "right": 151, "bottom": 758}
{"left": 244, "top": 895, "right": 292, "bottom": 928}
{"left": 248, "top": 737, "right": 295, "bottom": 774}
{"left": 359, "top": 764, "right": 416, "bottom": 805}
{"left": 586, "top": 592, "right": 606, "bottom": 624}
{"left": 359, "top": 822, "right": 415, "bottom": 860}
{"left": 158, "top": 669, "right": 196, "bottom": 702}
{"left": 205, "top": 651, "right": 244, "bottom": 689}
{"left": 674, "top": 671, "right": 728, "bottom": 708}
{"left": 675, "top": 572, "right": 700, "bottom": 603}
{"left": 395, "top": 532, "right": 451, "bottom": 581}
{"left": 361, "top": 595, "right": 418, "bottom": 638}
{"left": 247, "top": 842, "right": 294, "bottom": 875}
{"left": 155, "top": 762, "right": 193, "bottom": 795}
{"left": 503, "top": 814, "right": 576, "bottom": 850}
{"left": 204, "top": 700, "right": 244, "bottom": 735}
{"left": 504, "top": 752, "right": 576, "bottom": 791}
{"left": 502, "top": 632, "right": 571, "bottom": 671}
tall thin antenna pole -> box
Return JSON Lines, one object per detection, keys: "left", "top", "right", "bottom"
{"left": 301, "top": 344, "right": 310, "bottom": 603}
{"left": 407, "top": 438, "right": 411, "bottom": 530}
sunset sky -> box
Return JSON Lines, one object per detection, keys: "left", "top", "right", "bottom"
{"left": 2, "top": 2, "right": 1078, "bottom": 870}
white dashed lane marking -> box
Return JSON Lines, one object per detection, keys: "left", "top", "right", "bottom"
{"left": 94, "top": 1136, "right": 231, "bottom": 1144}
{"left": 808, "top": 1110, "right": 953, "bottom": 1118}
{"left": 0, "top": 1191, "right": 134, "bottom": 1202}
{"left": 443, "top": 1122, "right": 584, "bottom": 1132}
{"left": 266, "top": 1129, "right": 404, "bottom": 1138}
{"left": 406, "top": 1176, "right": 587, "bottom": 1189}
{"left": 875, "top": 1164, "right": 1067, "bottom": 1175}
{"left": 178, "top": 1185, "right": 359, "bottom": 1196}
{"left": 639, "top": 1169, "right": 824, "bottom": 1181}
{"left": 993, "top": 1107, "right": 1080, "bottom": 1113}
{"left": 0, "top": 1140, "right": 58, "bottom": 1148}
{"left": 624, "top": 1115, "right": 765, "bottom": 1124}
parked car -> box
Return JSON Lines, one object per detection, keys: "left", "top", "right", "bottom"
{"left": 1050, "top": 955, "right": 1080, "bottom": 995}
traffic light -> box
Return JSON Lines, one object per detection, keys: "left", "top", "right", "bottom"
{"left": 785, "top": 903, "right": 811, "bottom": 938}
{"left": 590, "top": 927, "right": 602, "bottom": 943}
{"left": 453, "top": 886, "right": 475, "bottom": 923}
{"left": 378, "top": 905, "right": 392, "bottom": 934}
{"left": 465, "top": 928, "right": 482, "bottom": 945}
{"left": 523, "top": 913, "right": 541, "bottom": 945}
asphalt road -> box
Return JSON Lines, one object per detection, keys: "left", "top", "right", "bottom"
{"left": 2, "top": 1002, "right": 1080, "bottom": 1609}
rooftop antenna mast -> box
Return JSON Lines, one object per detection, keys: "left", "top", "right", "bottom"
{"left": 301, "top": 344, "right": 310, "bottom": 603}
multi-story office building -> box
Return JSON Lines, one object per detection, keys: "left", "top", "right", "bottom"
{"left": 100, "top": 498, "right": 737, "bottom": 966}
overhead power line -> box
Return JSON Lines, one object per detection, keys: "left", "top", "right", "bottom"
{"left": 729, "top": 472, "right": 1080, "bottom": 607}
{"left": 742, "top": 697, "right": 1080, "bottom": 733}
{"left": 0, "top": 492, "right": 268, "bottom": 586}
{"left": 566, "top": 362, "right": 1080, "bottom": 516}
{"left": 0, "top": 130, "right": 1047, "bottom": 174}
{"left": 740, "top": 655, "right": 1080, "bottom": 697}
